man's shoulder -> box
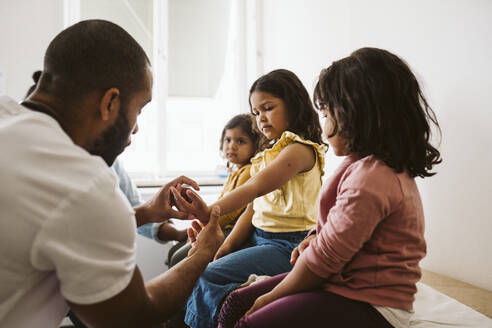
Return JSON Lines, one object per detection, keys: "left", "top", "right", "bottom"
{"left": 0, "top": 96, "right": 116, "bottom": 214}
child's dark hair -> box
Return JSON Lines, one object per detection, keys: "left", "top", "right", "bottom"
{"left": 24, "top": 70, "right": 42, "bottom": 98}
{"left": 220, "top": 113, "right": 263, "bottom": 164}
{"left": 249, "top": 69, "right": 325, "bottom": 146}
{"left": 313, "top": 47, "right": 442, "bottom": 178}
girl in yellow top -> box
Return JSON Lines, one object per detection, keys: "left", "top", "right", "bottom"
{"left": 172, "top": 69, "right": 327, "bottom": 328}
{"left": 168, "top": 113, "right": 262, "bottom": 267}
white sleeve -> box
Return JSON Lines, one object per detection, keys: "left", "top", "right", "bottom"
{"left": 30, "top": 170, "right": 137, "bottom": 305}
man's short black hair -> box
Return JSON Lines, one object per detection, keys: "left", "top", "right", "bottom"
{"left": 38, "top": 19, "right": 150, "bottom": 109}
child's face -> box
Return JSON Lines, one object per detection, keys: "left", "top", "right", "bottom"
{"left": 222, "top": 127, "right": 255, "bottom": 167}
{"left": 321, "top": 107, "right": 350, "bottom": 156}
{"left": 250, "top": 91, "right": 289, "bottom": 140}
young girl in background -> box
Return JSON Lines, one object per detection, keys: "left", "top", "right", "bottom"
{"left": 217, "top": 47, "right": 442, "bottom": 328}
{"left": 172, "top": 69, "right": 327, "bottom": 328}
{"left": 168, "top": 113, "right": 262, "bottom": 267}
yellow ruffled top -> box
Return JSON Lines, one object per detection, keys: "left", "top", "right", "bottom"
{"left": 217, "top": 164, "right": 252, "bottom": 229}
{"left": 250, "top": 131, "right": 327, "bottom": 233}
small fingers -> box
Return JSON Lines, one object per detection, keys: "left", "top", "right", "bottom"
{"left": 246, "top": 303, "right": 258, "bottom": 316}
{"left": 186, "top": 189, "right": 205, "bottom": 205}
{"left": 191, "top": 220, "right": 203, "bottom": 233}
{"left": 290, "top": 247, "right": 299, "bottom": 265}
{"left": 171, "top": 187, "right": 192, "bottom": 211}
{"left": 213, "top": 250, "right": 223, "bottom": 261}
{"left": 173, "top": 176, "right": 200, "bottom": 191}
{"left": 187, "top": 227, "right": 197, "bottom": 244}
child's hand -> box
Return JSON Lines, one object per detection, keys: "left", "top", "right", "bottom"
{"left": 135, "top": 176, "right": 199, "bottom": 225}
{"left": 213, "top": 242, "right": 234, "bottom": 261}
{"left": 245, "top": 291, "right": 278, "bottom": 316}
{"left": 290, "top": 234, "right": 316, "bottom": 265}
{"left": 171, "top": 187, "right": 210, "bottom": 222}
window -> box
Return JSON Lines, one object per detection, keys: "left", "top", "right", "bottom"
{"left": 64, "top": 0, "right": 262, "bottom": 183}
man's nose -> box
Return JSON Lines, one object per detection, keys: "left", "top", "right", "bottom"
{"left": 132, "top": 123, "right": 139, "bottom": 134}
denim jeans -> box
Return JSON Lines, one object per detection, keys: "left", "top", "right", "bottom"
{"left": 184, "top": 228, "right": 308, "bottom": 328}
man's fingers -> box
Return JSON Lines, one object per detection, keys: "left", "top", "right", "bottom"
{"left": 168, "top": 208, "right": 193, "bottom": 221}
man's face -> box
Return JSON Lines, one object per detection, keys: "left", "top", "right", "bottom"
{"left": 91, "top": 65, "right": 153, "bottom": 166}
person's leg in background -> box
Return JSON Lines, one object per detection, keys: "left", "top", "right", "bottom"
{"left": 167, "top": 241, "right": 189, "bottom": 267}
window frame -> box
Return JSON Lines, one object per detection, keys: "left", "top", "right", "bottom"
{"left": 63, "top": 0, "right": 263, "bottom": 185}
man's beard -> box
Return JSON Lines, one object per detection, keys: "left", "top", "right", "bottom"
{"left": 90, "top": 109, "right": 131, "bottom": 166}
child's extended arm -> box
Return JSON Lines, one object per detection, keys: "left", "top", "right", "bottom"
{"left": 214, "top": 202, "right": 255, "bottom": 260}
{"left": 172, "top": 142, "right": 315, "bottom": 221}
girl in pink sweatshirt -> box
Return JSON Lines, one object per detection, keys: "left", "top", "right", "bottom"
{"left": 217, "top": 47, "right": 442, "bottom": 328}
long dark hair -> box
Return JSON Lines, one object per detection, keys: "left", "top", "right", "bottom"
{"left": 249, "top": 69, "right": 325, "bottom": 146}
{"left": 220, "top": 113, "right": 264, "bottom": 167}
{"left": 313, "top": 47, "right": 442, "bottom": 178}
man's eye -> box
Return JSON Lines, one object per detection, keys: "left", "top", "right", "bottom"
{"left": 237, "top": 139, "right": 245, "bottom": 144}
{"left": 264, "top": 107, "right": 273, "bottom": 111}
{"left": 225, "top": 138, "right": 231, "bottom": 142}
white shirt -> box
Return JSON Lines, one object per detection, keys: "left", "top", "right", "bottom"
{"left": 0, "top": 96, "right": 136, "bottom": 327}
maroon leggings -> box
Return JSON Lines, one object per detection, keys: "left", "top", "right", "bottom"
{"left": 217, "top": 273, "right": 394, "bottom": 328}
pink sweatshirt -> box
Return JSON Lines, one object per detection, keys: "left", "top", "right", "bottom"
{"left": 303, "top": 154, "right": 426, "bottom": 310}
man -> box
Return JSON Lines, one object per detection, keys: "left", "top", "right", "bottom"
{"left": 25, "top": 70, "right": 188, "bottom": 245}
{"left": 0, "top": 19, "right": 223, "bottom": 327}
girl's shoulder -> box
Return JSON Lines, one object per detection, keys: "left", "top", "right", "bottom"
{"left": 251, "top": 131, "right": 327, "bottom": 166}
{"left": 342, "top": 155, "right": 410, "bottom": 200}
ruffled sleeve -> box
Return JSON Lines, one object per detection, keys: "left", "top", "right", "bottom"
{"left": 252, "top": 131, "right": 327, "bottom": 176}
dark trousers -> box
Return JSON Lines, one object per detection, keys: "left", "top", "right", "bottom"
{"left": 218, "top": 272, "right": 394, "bottom": 328}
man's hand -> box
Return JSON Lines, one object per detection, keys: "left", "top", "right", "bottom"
{"left": 290, "top": 234, "right": 316, "bottom": 265}
{"left": 171, "top": 186, "right": 211, "bottom": 223}
{"left": 187, "top": 206, "right": 224, "bottom": 259}
{"left": 135, "top": 176, "right": 199, "bottom": 226}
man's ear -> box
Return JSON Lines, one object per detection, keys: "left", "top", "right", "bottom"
{"left": 99, "top": 88, "right": 121, "bottom": 121}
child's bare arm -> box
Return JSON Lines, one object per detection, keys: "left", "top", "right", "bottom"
{"left": 172, "top": 143, "right": 315, "bottom": 221}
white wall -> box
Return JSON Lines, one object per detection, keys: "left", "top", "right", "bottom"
{"left": 168, "top": 0, "right": 231, "bottom": 97}
{"left": 0, "top": 0, "right": 63, "bottom": 101}
{"left": 261, "top": 0, "right": 492, "bottom": 290}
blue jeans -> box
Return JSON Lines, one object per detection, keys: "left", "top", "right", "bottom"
{"left": 184, "top": 228, "right": 308, "bottom": 328}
